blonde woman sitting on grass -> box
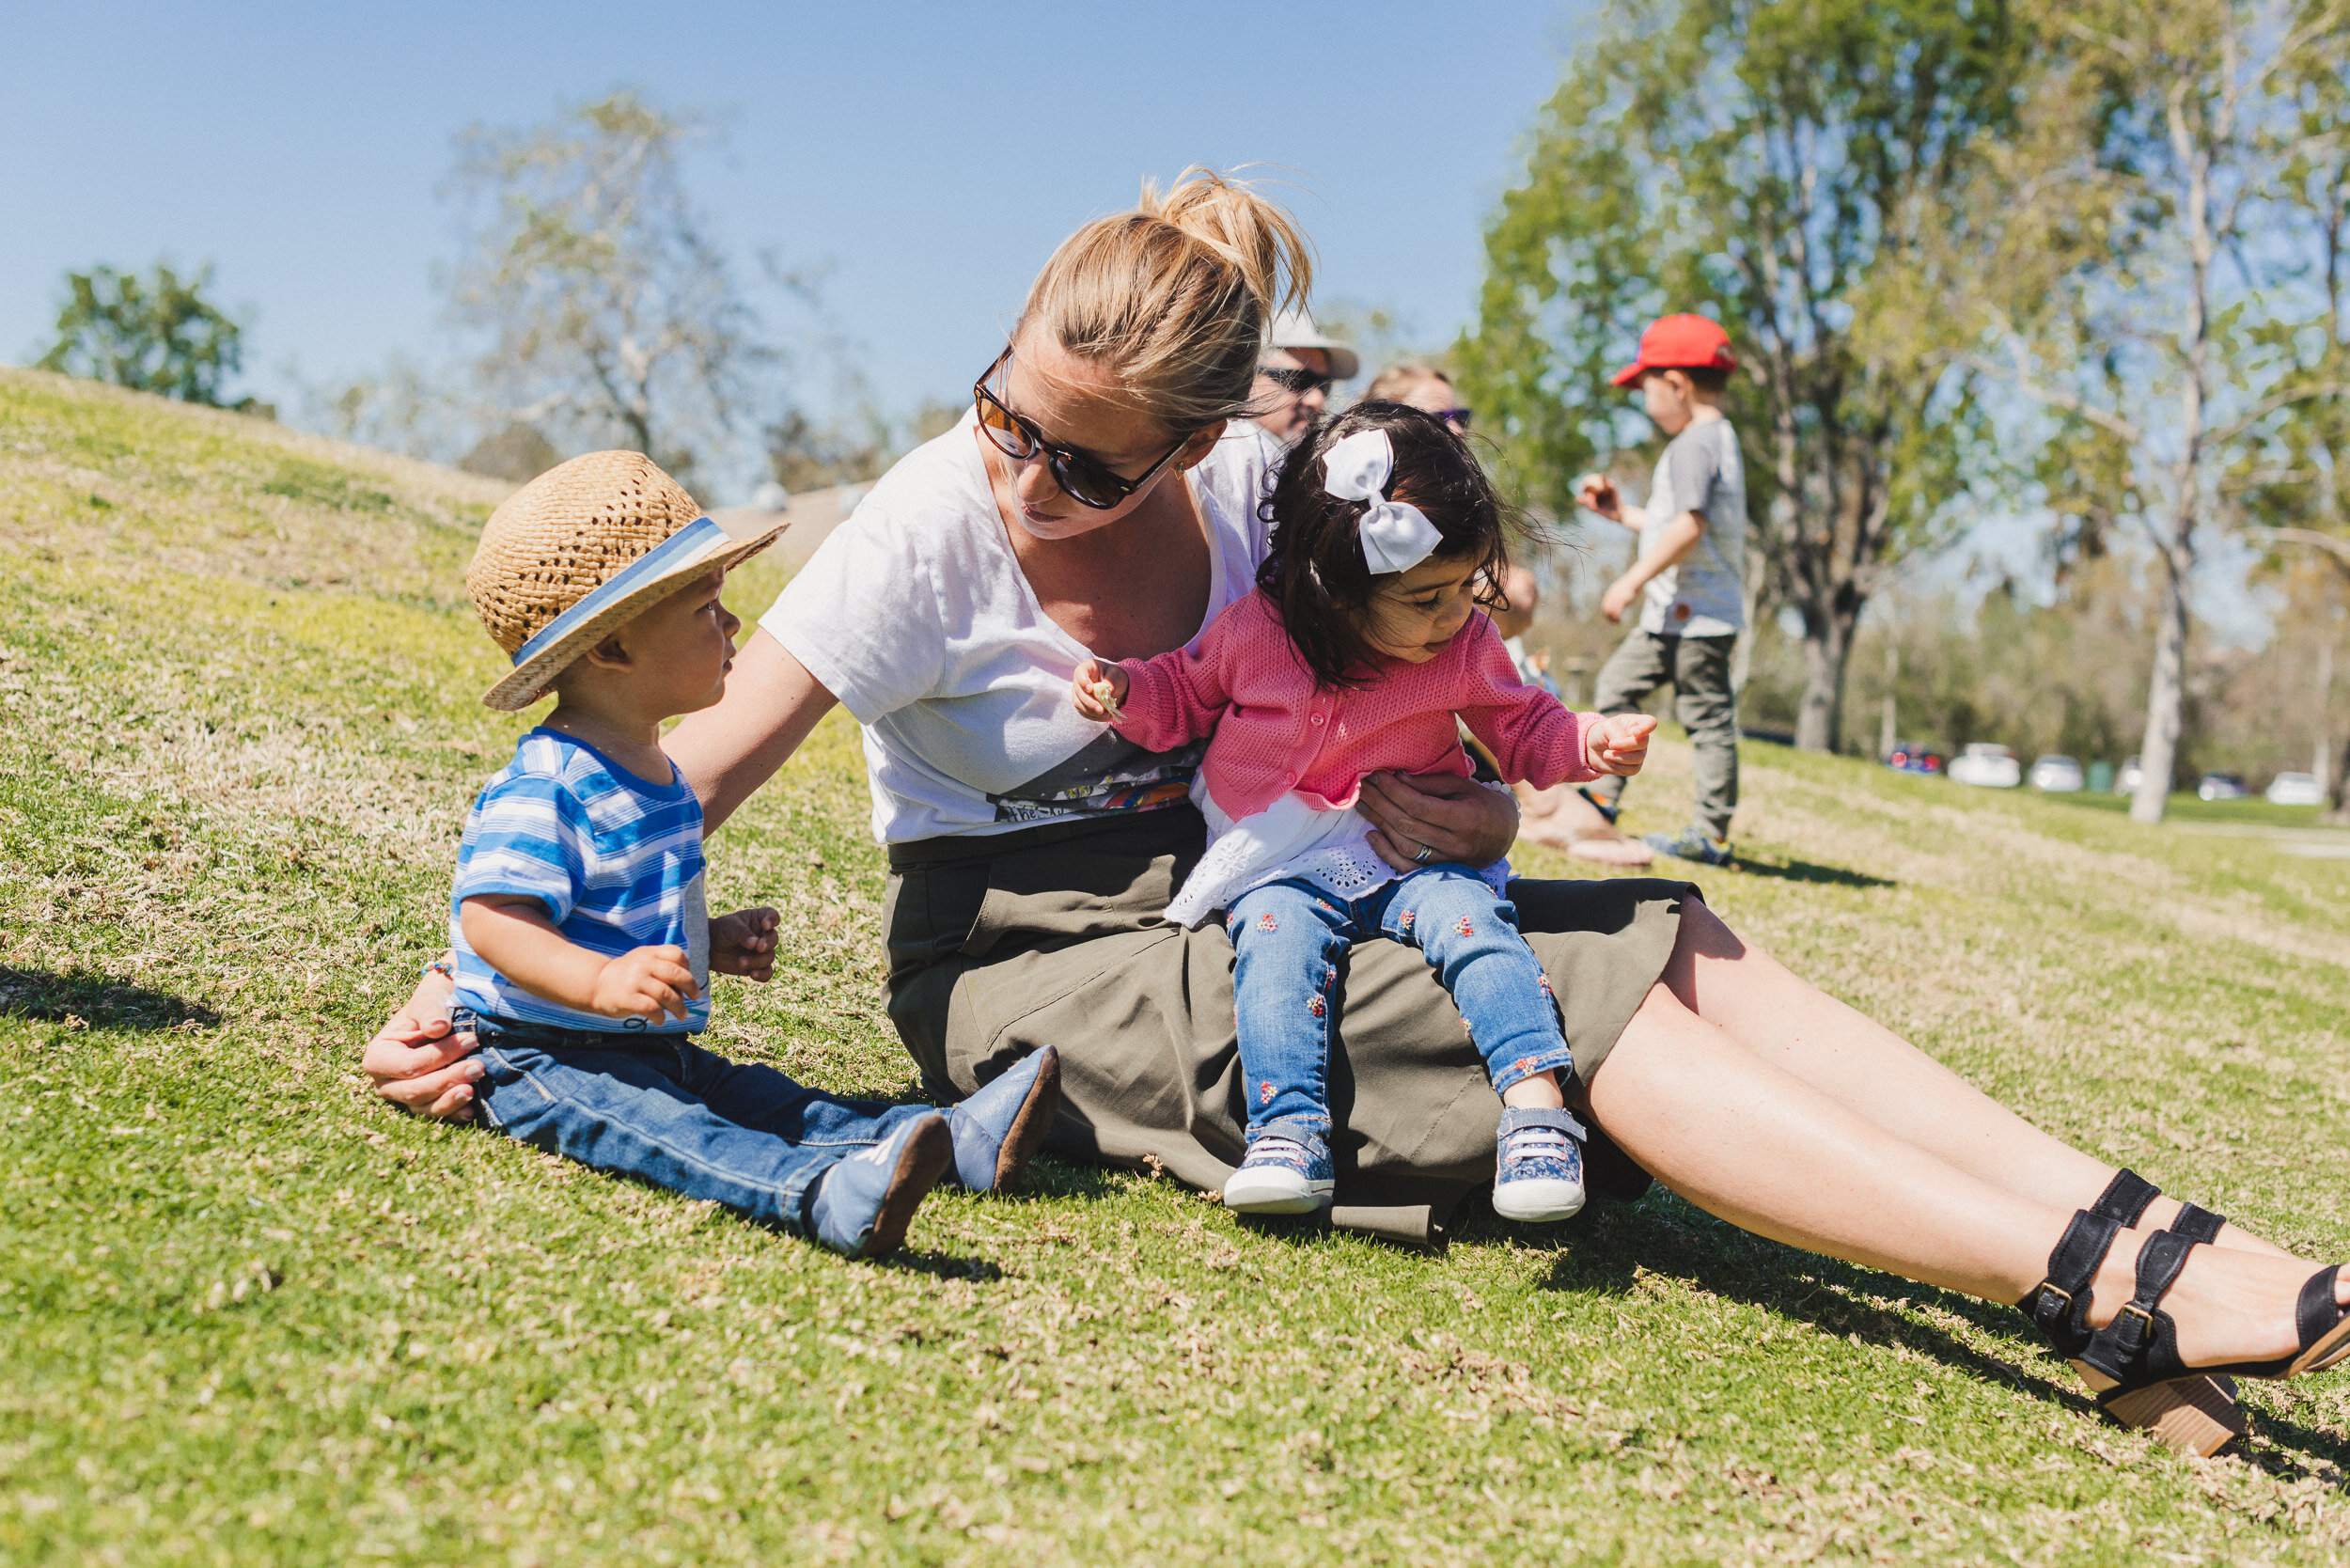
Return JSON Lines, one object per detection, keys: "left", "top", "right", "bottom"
{"left": 368, "top": 167, "right": 2350, "bottom": 1458}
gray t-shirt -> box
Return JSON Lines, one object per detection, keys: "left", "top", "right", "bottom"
{"left": 1637, "top": 416, "right": 1747, "bottom": 638}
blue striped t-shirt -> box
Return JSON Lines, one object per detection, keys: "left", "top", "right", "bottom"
{"left": 449, "top": 729, "right": 712, "bottom": 1033}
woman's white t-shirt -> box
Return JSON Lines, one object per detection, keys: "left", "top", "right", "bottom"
{"left": 762, "top": 411, "right": 1283, "bottom": 845}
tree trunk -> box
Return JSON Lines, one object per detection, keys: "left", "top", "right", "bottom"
{"left": 2328, "top": 728, "right": 2350, "bottom": 823}
{"left": 1878, "top": 638, "right": 1899, "bottom": 759}
{"left": 2130, "top": 540, "right": 2193, "bottom": 823}
{"left": 1794, "top": 597, "right": 1860, "bottom": 752}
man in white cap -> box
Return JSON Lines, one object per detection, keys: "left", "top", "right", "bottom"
{"left": 1251, "top": 307, "right": 1359, "bottom": 445}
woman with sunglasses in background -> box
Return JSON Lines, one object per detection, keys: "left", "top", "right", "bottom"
{"left": 367, "top": 169, "right": 2350, "bottom": 1453}
{"left": 1363, "top": 359, "right": 1473, "bottom": 436}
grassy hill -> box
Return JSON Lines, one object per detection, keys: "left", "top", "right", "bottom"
{"left": 6, "top": 366, "right": 2350, "bottom": 1565}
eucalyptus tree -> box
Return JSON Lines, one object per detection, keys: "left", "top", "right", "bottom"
{"left": 444, "top": 90, "right": 766, "bottom": 483}
{"left": 1959, "top": 0, "right": 2350, "bottom": 823}
{"left": 1459, "top": 0, "right": 2023, "bottom": 751}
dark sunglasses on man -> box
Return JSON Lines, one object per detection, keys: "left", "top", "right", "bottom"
{"left": 1430, "top": 406, "right": 1474, "bottom": 430}
{"left": 1258, "top": 364, "right": 1335, "bottom": 398}
{"left": 973, "top": 349, "right": 1194, "bottom": 510}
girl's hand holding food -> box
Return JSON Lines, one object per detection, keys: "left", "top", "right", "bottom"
{"left": 1584, "top": 712, "right": 1656, "bottom": 777}
{"left": 1071, "top": 659, "right": 1130, "bottom": 724}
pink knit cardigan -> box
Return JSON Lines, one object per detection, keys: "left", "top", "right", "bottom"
{"left": 1112, "top": 589, "right": 1602, "bottom": 822}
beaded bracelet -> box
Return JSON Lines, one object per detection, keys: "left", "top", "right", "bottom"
{"left": 420, "top": 955, "right": 457, "bottom": 983}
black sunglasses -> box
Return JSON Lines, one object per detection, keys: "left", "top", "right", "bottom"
{"left": 1430, "top": 406, "right": 1474, "bottom": 429}
{"left": 1258, "top": 364, "right": 1335, "bottom": 397}
{"left": 972, "top": 350, "right": 1194, "bottom": 510}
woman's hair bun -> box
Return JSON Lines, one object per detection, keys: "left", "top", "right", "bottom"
{"left": 1016, "top": 167, "right": 1316, "bottom": 435}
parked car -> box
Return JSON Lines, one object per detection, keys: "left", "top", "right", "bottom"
{"left": 2266, "top": 771, "right": 2328, "bottom": 807}
{"left": 2197, "top": 773, "right": 2249, "bottom": 802}
{"left": 1885, "top": 740, "right": 1944, "bottom": 776}
{"left": 1948, "top": 743, "right": 2022, "bottom": 789}
{"left": 2115, "top": 757, "right": 2145, "bottom": 795}
{"left": 2028, "top": 754, "right": 2085, "bottom": 792}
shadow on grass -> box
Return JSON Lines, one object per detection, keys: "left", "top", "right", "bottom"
{"left": 0, "top": 964, "right": 219, "bottom": 1030}
{"left": 1731, "top": 857, "right": 1896, "bottom": 890}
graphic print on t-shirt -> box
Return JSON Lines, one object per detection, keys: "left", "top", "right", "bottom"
{"left": 985, "top": 729, "right": 1208, "bottom": 823}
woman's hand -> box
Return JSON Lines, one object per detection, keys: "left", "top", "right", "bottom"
{"left": 1071, "top": 659, "right": 1130, "bottom": 724}
{"left": 1358, "top": 770, "right": 1521, "bottom": 872}
{"left": 1584, "top": 713, "right": 1657, "bottom": 777}
{"left": 364, "top": 972, "right": 484, "bottom": 1122}
{"left": 711, "top": 907, "right": 781, "bottom": 981}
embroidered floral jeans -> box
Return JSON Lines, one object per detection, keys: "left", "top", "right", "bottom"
{"left": 1222, "top": 867, "right": 1575, "bottom": 1141}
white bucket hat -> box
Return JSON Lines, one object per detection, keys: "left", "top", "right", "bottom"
{"left": 465, "top": 450, "right": 786, "bottom": 712}
{"left": 1267, "top": 307, "right": 1359, "bottom": 382}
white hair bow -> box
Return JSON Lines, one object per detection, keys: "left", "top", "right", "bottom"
{"left": 1323, "top": 428, "right": 1443, "bottom": 575}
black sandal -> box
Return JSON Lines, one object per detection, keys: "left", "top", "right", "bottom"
{"left": 2088, "top": 1169, "right": 2239, "bottom": 1392}
{"left": 2076, "top": 1231, "right": 2350, "bottom": 1451}
{"left": 2020, "top": 1200, "right": 2248, "bottom": 1456}
{"left": 2092, "top": 1168, "right": 2227, "bottom": 1243}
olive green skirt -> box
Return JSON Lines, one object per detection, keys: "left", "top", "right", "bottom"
{"left": 883, "top": 806, "right": 1695, "bottom": 1243}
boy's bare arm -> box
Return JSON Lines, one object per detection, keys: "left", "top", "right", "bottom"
{"left": 1574, "top": 472, "right": 1649, "bottom": 532}
{"left": 1600, "top": 509, "right": 1708, "bottom": 622}
{"left": 459, "top": 896, "right": 699, "bottom": 1023}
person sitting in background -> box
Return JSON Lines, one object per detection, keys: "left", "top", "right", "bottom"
{"left": 1364, "top": 360, "right": 1471, "bottom": 437}
{"left": 1489, "top": 563, "right": 1654, "bottom": 867}
{"left": 1249, "top": 308, "right": 1356, "bottom": 445}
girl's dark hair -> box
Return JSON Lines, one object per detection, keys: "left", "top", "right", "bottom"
{"left": 1256, "top": 400, "right": 1512, "bottom": 689}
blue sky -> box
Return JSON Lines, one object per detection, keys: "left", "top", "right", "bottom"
{"left": 1, "top": 0, "right": 1591, "bottom": 472}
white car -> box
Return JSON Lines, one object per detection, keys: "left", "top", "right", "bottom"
{"left": 1949, "top": 743, "right": 2022, "bottom": 789}
{"left": 2115, "top": 757, "right": 2145, "bottom": 795}
{"left": 2028, "top": 755, "right": 2084, "bottom": 792}
{"left": 2266, "top": 771, "right": 2326, "bottom": 807}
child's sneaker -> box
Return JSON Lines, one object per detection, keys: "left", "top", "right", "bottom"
{"left": 807, "top": 1114, "right": 951, "bottom": 1259}
{"left": 1642, "top": 826, "right": 1733, "bottom": 867}
{"left": 946, "top": 1045, "right": 1062, "bottom": 1191}
{"left": 1222, "top": 1128, "right": 1336, "bottom": 1215}
{"left": 1493, "top": 1107, "right": 1588, "bottom": 1222}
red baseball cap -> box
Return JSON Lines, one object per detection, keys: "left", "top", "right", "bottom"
{"left": 1611, "top": 313, "right": 1737, "bottom": 387}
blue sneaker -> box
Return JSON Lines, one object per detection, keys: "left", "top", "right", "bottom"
{"left": 1642, "top": 826, "right": 1733, "bottom": 867}
{"left": 1493, "top": 1106, "right": 1587, "bottom": 1222}
{"left": 945, "top": 1046, "right": 1062, "bottom": 1191}
{"left": 806, "top": 1113, "right": 951, "bottom": 1259}
{"left": 1222, "top": 1127, "right": 1336, "bottom": 1215}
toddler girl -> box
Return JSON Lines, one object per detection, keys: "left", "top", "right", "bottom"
{"left": 1072, "top": 404, "right": 1653, "bottom": 1220}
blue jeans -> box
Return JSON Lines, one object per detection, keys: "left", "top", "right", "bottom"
{"left": 1223, "top": 867, "right": 1574, "bottom": 1139}
{"left": 460, "top": 1010, "right": 937, "bottom": 1233}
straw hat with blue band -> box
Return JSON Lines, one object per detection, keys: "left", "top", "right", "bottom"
{"left": 465, "top": 450, "right": 788, "bottom": 712}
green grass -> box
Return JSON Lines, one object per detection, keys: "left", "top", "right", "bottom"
{"left": 6, "top": 367, "right": 2350, "bottom": 1565}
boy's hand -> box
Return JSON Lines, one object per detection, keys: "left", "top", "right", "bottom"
{"left": 1072, "top": 659, "right": 1129, "bottom": 724}
{"left": 590, "top": 945, "right": 700, "bottom": 1023}
{"left": 711, "top": 907, "right": 781, "bottom": 981}
{"left": 1600, "top": 572, "right": 1642, "bottom": 624}
{"left": 1585, "top": 713, "right": 1656, "bottom": 777}
{"left": 1575, "top": 473, "right": 1625, "bottom": 525}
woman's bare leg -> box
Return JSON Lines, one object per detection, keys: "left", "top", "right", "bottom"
{"left": 1657, "top": 902, "right": 2298, "bottom": 1260}
{"left": 1584, "top": 982, "right": 2350, "bottom": 1371}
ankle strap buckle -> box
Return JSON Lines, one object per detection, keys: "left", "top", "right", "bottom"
{"left": 2109, "top": 1301, "right": 2157, "bottom": 1354}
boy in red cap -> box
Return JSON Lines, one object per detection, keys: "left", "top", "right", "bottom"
{"left": 1573, "top": 313, "right": 1747, "bottom": 867}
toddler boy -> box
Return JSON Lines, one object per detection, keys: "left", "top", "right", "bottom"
{"left": 449, "top": 451, "right": 1060, "bottom": 1259}
{"left": 1574, "top": 314, "right": 1748, "bottom": 867}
